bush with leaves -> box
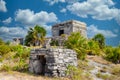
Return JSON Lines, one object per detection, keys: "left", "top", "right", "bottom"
{"left": 64, "top": 32, "right": 87, "bottom": 60}
{"left": 92, "top": 33, "right": 105, "bottom": 49}
{"left": 66, "top": 61, "right": 92, "bottom": 80}
{"left": 0, "top": 45, "right": 11, "bottom": 56}
{"left": 66, "top": 65, "right": 83, "bottom": 80}
{"left": 0, "top": 44, "right": 30, "bottom": 72}
{"left": 104, "top": 46, "right": 120, "bottom": 63}
{"left": 86, "top": 40, "right": 101, "bottom": 55}
{"left": 50, "top": 39, "right": 59, "bottom": 46}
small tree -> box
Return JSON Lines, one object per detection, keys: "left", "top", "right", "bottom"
{"left": 92, "top": 33, "right": 105, "bottom": 49}
{"left": 24, "top": 28, "right": 34, "bottom": 46}
{"left": 25, "top": 25, "right": 46, "bottom": 47}
{"left": 86, "top": 39, "right": 100, "bottom": 55}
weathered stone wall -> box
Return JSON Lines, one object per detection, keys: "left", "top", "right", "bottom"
{"left": 52, "top": 20, "right": 87, "bottom": 38}
{"left": 29, "top": 48, "right": 77, "bottom": 77}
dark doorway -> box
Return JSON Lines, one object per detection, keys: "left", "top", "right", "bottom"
{"left": 59, "top": 30, "right": 64, "bottom": 36}
{"left": 37, "top": 55, "right": 46, "bottom": 75}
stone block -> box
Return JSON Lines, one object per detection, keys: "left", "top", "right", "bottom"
{"left": 30, "top": 55, "right": 37, "bottom": 60}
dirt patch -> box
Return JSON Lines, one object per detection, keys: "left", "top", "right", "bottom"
{"left": 0, "top": 71, "right": 69, "bottom": 80}
{"left": 87, "top": 55, "right": 112, "bottom": 65}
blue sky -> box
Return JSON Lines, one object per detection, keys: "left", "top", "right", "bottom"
{"left": 0, "top": 0, "right": 120, "bottom": 46}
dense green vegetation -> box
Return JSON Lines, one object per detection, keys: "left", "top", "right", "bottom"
{"left": 86, "top": 40, "right": 101, "bottom": 55}
{"left": 92, "top": 33, "right": 105, "bottom": 49}
{"left": 104, "top": 46, "right": 120, "bottom": 63}
{"left": 0, "top": 31, "right": 120, "bottom": 66}
{"left": 0, "top": 39, "right": 30, "bottom": 72}
{"left": 64, "top": 32, "right": 120, "bottom": 64}
{"left": 64, "top": 32, "right": 87, "bottom": 60}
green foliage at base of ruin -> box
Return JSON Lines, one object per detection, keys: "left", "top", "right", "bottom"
{"left": 64, "top": 32, "right": 87, "bottom": 60}
{"left": 0, "top": 42, "right": 30, "bottom": 72}
{"left": 50, "top": 39, "right": 59, "bottom": 46}
{"left": 64, "top": 32, "right": 102, "bottom": 60}
{"left": 66, "top": 60, "right": 92, "bottom": 80}
{"left": 86, "top": 40, "right": 101, "bottom": 55}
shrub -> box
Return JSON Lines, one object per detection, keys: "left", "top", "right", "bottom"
{"left": 12, "top": 46, "right": 30, "bottom": 72}
{"left": 50, "top": 39, "right": 59, "bottom": 46}
{"left": 105, "top": 46, "right": 120, "bottom": 63}
{"left": 86, "top": 40, "right": 101, "bottom": 55}
{"left": 12, "top": 59, "right": 28, "bottom": 72}
{"left": 64, "top": 32, "right": 87, "bottom": 60}
{"left": 66, "top": 64, "right": 92, "bottom": 80}
{"left": 0, "top": 45, "right": 11, "bottom": 55}
{"left": 92, "top": 33, "right": 105, "bottom": 49}
{"left": 0, "top": 64, "right": 12, "bottom": 71}
{"left": 0, "top": 44, "right": 30, "bottom": 72}
{"left": 5, "top": 41, "right": 10, "bottom": 45}
{"left": 66, "top": 65, "right": 83, "bottom": 80}
{"left": 14, "top": 47, "right": 30, "bottom": 59}
{"left": 10, "top": 45, "right": 23, "bottom": 52}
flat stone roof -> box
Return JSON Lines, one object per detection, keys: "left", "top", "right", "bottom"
{"left": 52, "top": 20, "right": 86, "bottom": 27}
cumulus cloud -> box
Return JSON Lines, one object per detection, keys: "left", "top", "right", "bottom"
{"left": 2, "top": 17, "right": 12, "bottom": 24}
{"left": 44, "top": 0, "right": 79, "bottom": 5}
{"left": 44, "top": 0, "right": 65, "bottom": 5}
{"left": 60, "top": 8, "right": 67, "bottom": 13}
{"left": 115, "top": 10, "right": 120, "bottom": 25}
{"left": 15, "top": 9, "right": 58, "bottom": 26}
{"left": 87, "top": 25, "right": 117, "bottom": 38}
{"left": 0, "top": 26, "right": 27, "bottom": 41}
{"left": 0, "top": 0, "right": 7, "bottom": 12}
{"left": 67, "top": 0, "right": 120, "bottom": 25}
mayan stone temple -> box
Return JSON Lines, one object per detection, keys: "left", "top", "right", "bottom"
{"left": 29, "top": 20, "right": 87, "bottom": 77}
{"left": 52, "top": 20, "right": 87, "bottom": 37}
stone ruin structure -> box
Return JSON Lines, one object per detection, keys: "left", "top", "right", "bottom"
{"left": 52, "top": 20, "right": 87, "bottom": 37}
{"left": 51, "top": 20, "right": 87, "bottom": 46}
{"left": 29, "top": 20, "right": 87, "bottom": 77}
{"left": 29, "top": 48, "right": 77, "bottom": 77}
{"left": 11, "top": 38, "right": 24, "bottom": 45}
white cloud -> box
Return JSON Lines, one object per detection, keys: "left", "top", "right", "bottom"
{"left": 60, "top": 8, "right": 66, "bottom": 13}
{"left": 42, "top": 25, "right": 52, "bottom": 37}
{"left": 87, "top": 25, "right": 117, "bottom": 38}
{"left": 114, "top": 29, "right": 119, "bottom": 33}
{"left": 67, "top": 0, "right": 120, "bottom": 24}
{"left": 2, "top": 17, "right": 12, "bottom": 24}
{"left": 44, "top": 0, "right": 79, "bottom": 5}
{"left": 44, "top": 0, "right": 65, "bottom": 5}
{"left": 65, "top": 0, "right": 79, "bottom": 4}
{"left": 0, "top": 26, "right": 27, "bottom": 41}
{"left": 115, "top": 10, "right": 120, "bottom": 25}
{"left": 15, "top": 9, "right": 58, "bottom": 26}
{"left": 0, "top": 0, "right": 7, "bottom": 12}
